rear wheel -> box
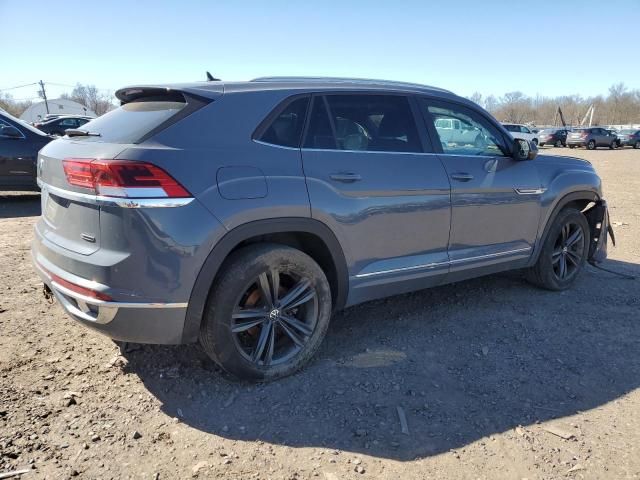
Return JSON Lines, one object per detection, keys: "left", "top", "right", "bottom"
{"left": 555, "top": 139, "right": 563, "bottom": 147}
{"left": 200, "top": 244, "right": 332, "bottom": 381}
{"left": 587, "top": 140, "right": 596, "bottom": 150}
{"left": 526, "top": 208, "right": 590, "bottom": 291}
{"left": 568, "top": 145, "right": 575, "bottom": 149}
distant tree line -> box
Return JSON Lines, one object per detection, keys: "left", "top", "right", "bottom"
{"left": 468, "top": 83, "right": 640, "bottom": 126}
{"left": 0, "top": 83, "right": 116, "bottom": 118}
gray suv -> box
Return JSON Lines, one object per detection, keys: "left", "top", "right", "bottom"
{"left": 567, "top": 127, "right": 619, "bottom": 150}
{"left": 31, "top": 77, "right": 613, "bottom": 380}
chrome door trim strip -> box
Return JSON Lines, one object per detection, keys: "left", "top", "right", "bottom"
{"left": 355, "top": 247, "right": 532, "bottom": 278}
{"left": 514, "top": 188, "right": 546, "bottom": 195}
{"left": 354, "top": 260, "right": 449, "bottom": 278}
{"left": 449, "top": 247, "right": 532, "bottom": 265}
{"left": 38, "top": 179, "right": 194, "bottom": 208}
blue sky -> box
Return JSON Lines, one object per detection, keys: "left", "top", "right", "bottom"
{"left": 2, "top": 0, "right": 638, "bottom": 101}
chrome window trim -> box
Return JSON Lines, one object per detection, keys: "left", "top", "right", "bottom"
{"left": 38, "top": 179, "right": 194, "bottom": 208}
{"left": 252, "top": 139, "right": 300, "bottom": 150}
{"left": 301, "top": 147, "right": 432, "bottom": 156}
{"left": 354, "top": 247, "right": 532, "bottom": 278}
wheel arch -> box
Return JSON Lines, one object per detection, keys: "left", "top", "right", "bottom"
{"left": 182, "top": 218, "right": 349, "bottom": 343}
{"left": 530, "top": 190, "right": 600, "bottom": 264}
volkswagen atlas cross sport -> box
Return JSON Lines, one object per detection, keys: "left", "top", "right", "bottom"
{"left": 32, "top": 77, "right": 614, "bottom": 380}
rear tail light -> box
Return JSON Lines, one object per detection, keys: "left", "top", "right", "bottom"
{"left": 62, "top": 158, "right": 191, "bottom": 198}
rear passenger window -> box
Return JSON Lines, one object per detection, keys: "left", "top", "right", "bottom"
{"left": 258, "top": 96, "right": 310, "bottom": 148}
{"left": 304, "top": 94, "right": 422, "bottom": 153}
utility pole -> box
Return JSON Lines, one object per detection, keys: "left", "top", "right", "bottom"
{"left": 38, "top": 80, "right": 49, "bottom": 114}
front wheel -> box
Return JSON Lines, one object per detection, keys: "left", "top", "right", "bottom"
{"left": 532, "top": 138, "right": 538, "bottom": 146}
{"left": 200, "top": 244, "right": 332, "bottom": 381}
{"left": 587, "top": 140, "right": 596, "bottom": 150}
{"left": 568, "top": 145, "right": 575, "bottom": 149}
{"left": 635, "top": 141, "right": 640, "bottom": 149}
{"left": 555, "top": 139, "right": 563, "bottom": 147}
{"left": 609, "top": 141, "right": 617, "bottom": 150}
{"left": 526, "top": 208, "right": 590, "bottom": 291}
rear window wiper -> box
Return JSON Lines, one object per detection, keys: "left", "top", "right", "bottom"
{"left": 65, "top": 129, "right": 101, "bottom": 137}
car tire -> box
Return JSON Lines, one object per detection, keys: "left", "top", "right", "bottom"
{"left": 609, "top": 141, "right": 617, "bottom": 150}
{"left": 555, "top": 139, "right": 563, "bottom": 147}
{"left": 532, "top": 138, "right": 538, "bottom": 146}
{"left": 539, "top": 143, "right": 545, "bottom": 147}
{"left": 635, "top": 141, "right": 640, "bottom": 149}
{"left": 199, "top": 243, "right": 332, "bottom": 381}
{"left": 568, "top": 145, "right": 575, "bottom": 149}
{"left": 587, "top": 140, "right": 596, "bottom": 150}
{"left": 526, "top": 208, "right": 590, "bottom": 291}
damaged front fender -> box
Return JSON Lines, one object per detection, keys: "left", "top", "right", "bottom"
{"left": 585, "top": 200, "right": 615, "bottom": 265}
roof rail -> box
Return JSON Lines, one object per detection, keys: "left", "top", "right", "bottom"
{"left": 250, "top": 76, "right": 452, "bottom": 93}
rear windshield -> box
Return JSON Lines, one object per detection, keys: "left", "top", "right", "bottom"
{"left": 77, "top": 100, "right": 186, "bottom": 143}
{"left": 573, "top": 128, "right": 590, "bottom": 133}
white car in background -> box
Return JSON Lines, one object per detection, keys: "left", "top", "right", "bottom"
{"left": 502, "top": 123, "right": 539, "bottom": 145}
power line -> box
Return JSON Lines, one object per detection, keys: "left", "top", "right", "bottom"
{"left": 0, "top": 82, "right": 38, "bottom": 92}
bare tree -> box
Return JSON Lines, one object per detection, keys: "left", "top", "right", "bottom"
{"left": 63, "top": 84, "right": 116, "bottom": 116}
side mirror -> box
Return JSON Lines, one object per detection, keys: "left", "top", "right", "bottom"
{"left": 512, "top": 138, "right": 537, "bottom": 161}
{"left": 0, "top": 125, "right": 23, "bottom": 139}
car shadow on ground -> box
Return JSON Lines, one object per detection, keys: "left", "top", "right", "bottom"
{"left": 122, "top": 258, "right": 639, "bottom": 461}
{"left": 0, "top": 193, "right": 40, "bottom": 219}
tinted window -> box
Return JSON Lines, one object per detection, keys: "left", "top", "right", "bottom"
{"left": 503, "top": 124, "right": 519, "bottom": 132}
{"left": 76, "top": 100, "right": 187, "bottom": 143}
{"left": 258, "top": 96, "right": 309, "bottom": 148}
{"left": 423, "top": 100, "right": 507, "bottom": 157}
{"left": 307, "top": 94, "right": 421, "bottom": 153}
{"left": 60, "top": 118, "right": 77, "bottom": 126}
{"left": 520, "top": 126, "right": 531, "bottom": 133}
{"left": 304, "top": 97, "right": 336, "bottom": 149}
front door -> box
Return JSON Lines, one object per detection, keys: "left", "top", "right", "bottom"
{"left": 0, "top": 122, "right": 37, "bottom": 188}
{"left": 418, "top": 98, "right": 542, "bottom": 278}
{"left": 301, "top": 94, "right": 452, "bottom": 304}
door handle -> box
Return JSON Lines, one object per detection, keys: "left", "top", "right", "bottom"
{"left": 329, "top": 172, "right": 362, "bottom": 183}
{"left": 450, "top": 172, "right": 474, "bottom": 182}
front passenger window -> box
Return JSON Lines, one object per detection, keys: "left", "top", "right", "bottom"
{"left": 422, "top": 101, "right": 507, "bottom": 157}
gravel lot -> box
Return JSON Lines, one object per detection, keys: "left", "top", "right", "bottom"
{"left": 1, "top": 147, "right": 639, "bottom": 480}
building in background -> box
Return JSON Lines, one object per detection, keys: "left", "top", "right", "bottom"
{"left": 20, "top": 99, "right": 96, "bottom": 123}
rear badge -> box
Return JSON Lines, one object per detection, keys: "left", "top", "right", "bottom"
{"left": 80, "top": 233, "right": 96, "bottom": 243}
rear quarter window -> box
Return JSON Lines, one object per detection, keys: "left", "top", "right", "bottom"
{"left": 79, "top": 100, "right": 187, "bottom": 143}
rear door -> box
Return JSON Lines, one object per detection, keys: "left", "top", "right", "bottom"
{"left": 300, "top": 93, "right": 452, "bottom": 304}
{"left": 418, "top": 98, "right": 541, "bottom": 278}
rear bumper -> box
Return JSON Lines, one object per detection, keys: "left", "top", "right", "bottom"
{"left": 566, "top": 140, "right": 586, "bottom": 147}
{"left": 33, "top": 252, "right": 188, "bottom": 344}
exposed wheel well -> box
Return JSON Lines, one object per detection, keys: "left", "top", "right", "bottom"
{"left": 230, "top": 232, "right": 340, "bottom": 308}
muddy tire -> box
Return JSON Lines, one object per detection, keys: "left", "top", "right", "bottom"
{"left": 526, "top": 208, "right": 590, "bottom": 291}
{"left": 200, "top": 244, "right": 332, "bottom": 381}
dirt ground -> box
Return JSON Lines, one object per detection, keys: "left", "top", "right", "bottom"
{"left": 1, "top": 146, "right": 639, "bottom": 480}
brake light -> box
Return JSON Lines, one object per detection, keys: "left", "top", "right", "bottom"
{"left": 49, "top": 272, "right": 113, "bottom": 301}
{"left": 62, "top": 159, "right": 191, "bottom": 198}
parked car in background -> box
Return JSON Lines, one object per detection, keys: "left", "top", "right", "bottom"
{"left": 434, "top": 117, "right": 486, "bottom": 147}
{"left": 538, "top": 128, "right": 569, "bottom": 147}
{"left": 567, "top": 127, "right": 618, "bottom": 150}
{"left": 616, "top": 129, "right": 640, "bottom": 149}
{"left": 605, "top": 129, "right": 621, "bottom": 148}
{"left": 38, "top": 114, "right": 94, "bottom": 123}
{"left": 32, "top": 77, "right": 612, "bottom": 381}
{"left": 502, "top": 123, "right": 539, "bottom": 145}
{"left": 1, "top": 110, "right": 52, "bottom": 191}
{"left": 35, "top": 116, "right": 92, "bottom": 136}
